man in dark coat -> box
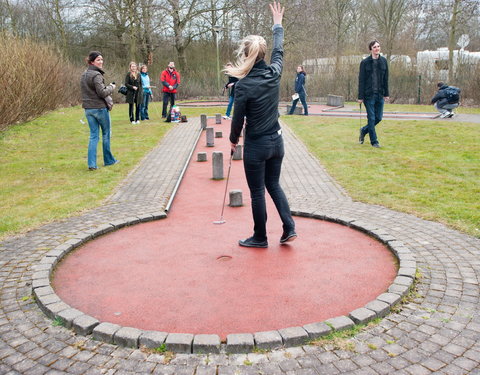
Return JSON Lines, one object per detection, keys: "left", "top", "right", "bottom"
{"left": 357, "top": 40, "right": 389, "bottom": 148}
{"left": 431, "top": 82, "right": 460, "bottom": 118}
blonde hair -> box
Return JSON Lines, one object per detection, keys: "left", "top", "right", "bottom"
{"left": 129, "top": 61, "right": 138, "bottom": 79}
{"left": 224, "top": 35, "right": 267, "bottom": 79}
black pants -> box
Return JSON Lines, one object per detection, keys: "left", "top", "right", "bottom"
{"left": 243, "top": 132, "right": 295, "bottom": 241}
{"left": 128, "top": 103, "right": 140, "bottom": 122}
{"left": 162, "top": 92, "right": 176, "bottom": 117}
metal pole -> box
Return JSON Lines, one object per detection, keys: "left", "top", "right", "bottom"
{"left": 215, "top": 31, "right": 220, "bottom": 92}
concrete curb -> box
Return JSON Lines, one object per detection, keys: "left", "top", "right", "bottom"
{"left": 33, "top": 211, "right": 416, "bottom": 354}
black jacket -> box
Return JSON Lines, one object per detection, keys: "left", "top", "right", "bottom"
{"left": 225, "top": 75, "right": 239, "bottom": 97}
{"left": 124, "top": 72, "right": 143, "bottom": 104}
{"left": 431, "top": 84, "right": 460, "bottom": 106}
{"left": 230, "top": 25, "right": 284, "bottom": 144}
{"left": 358, "top": 55, "right": 389, "bottom": 100}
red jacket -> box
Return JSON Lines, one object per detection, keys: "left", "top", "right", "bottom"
{"left": 160, "top": 68, "right": 181, "bottom": 93}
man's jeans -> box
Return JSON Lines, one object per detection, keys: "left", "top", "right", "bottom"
{"left": 243, "top": 132, "right": 295, "bottom": 241}
{"left": 361, "top": 93, "right": 384, "bottom": 145}
{"left": 162, "top": 92, "right": 176, "bottom": 117}
{"left": 435, "top": 102, "right": 459, "bottom": 114}
{"left": 85, "top": 108, "right": 116, "bottom": 168}
{"left": 140, "top": 92, "right": 150, "bottom": 120}
{"left": 288, "top": 91, "right": 308, "bottom": 115}
{"left": 225, "top": 95, "right": 234, "bottom": 117}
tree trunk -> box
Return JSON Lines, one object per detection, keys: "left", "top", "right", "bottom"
{"left": 448, "top": 0, "right": 461, "bottom": 83}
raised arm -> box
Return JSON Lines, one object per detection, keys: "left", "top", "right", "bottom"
{"left": 269, "top": 1, "right": 284, "bottom": 26}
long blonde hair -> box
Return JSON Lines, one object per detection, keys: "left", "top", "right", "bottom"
{"left": 224, "top": 35, "right": 267, "bottom": 79}
{"left": 129, "top": 61, "right": 138, "bottom": 79}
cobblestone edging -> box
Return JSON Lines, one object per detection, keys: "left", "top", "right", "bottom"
{"left": 32, "top": 211, "right": 416, "bottom": 354}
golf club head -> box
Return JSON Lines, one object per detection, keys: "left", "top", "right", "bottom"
{"left": 213, "top": 219, "right": 226, "bottom": 225}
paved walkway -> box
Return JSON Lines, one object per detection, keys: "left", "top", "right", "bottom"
{"left": 1, "top": 117, "right": 480, "bottom": 374}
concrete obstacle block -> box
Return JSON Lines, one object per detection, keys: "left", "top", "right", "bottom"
{"left": 286, "top": 105, "right": 302, "bottom": 115}
{"left": 233, "top": 144, "right": 243, "bottom": 160}
{"left": 215, "top": 114, "right": 222, "bottom": 124}
{"left": 326, "top": 94, "right": 344, "bottom": 107}
{"left": 206, "top": 127, "right": 214, "bottom": 147}
{"left": 229, "top": 190, "right": 243, "bottom": 207}
{"left": 200, "top": 114, "right": 207, "bottom": 129}
{"left": 212, "top": 151, "right": 224, "bottom": 180}
{"left": 197, "top": 152, "right": 207, "bottom": 162}
{"left": 215, "top": 131, "right": 222, "bottom": 138}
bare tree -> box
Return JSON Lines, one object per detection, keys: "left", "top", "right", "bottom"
{"left": 369, "top": 0, "right": 410, "bottom": 63}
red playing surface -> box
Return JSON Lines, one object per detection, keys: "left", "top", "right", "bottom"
{"left": 53, "top": 118, "right": 397, "bottom": 340}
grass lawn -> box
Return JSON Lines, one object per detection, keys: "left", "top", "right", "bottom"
{"left": 0, "top": 102, "right": 224, "bottom": 240}
{"left": 283, "top": 115, "right": 480, "bottom": 238}
{"left": 1, "top": 102, "right": 478, "bottom": 240}
{"left": 344, "top": 101, "right": 480, "bottom": 114}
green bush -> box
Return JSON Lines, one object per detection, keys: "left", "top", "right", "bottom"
{"left": 0, "top": 32, "right": 82, "bottom": 131}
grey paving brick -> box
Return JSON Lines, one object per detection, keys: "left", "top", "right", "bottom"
{"left": 325, "top": 316, "right": 355, "bottom": 331}
{"left": 254, "top": 331, "right": 283, "bottom": 350}
{"left": 279, "top": 327, "right": 309, "bottom": 347}
{"left": 138, "top": 330, "right": 168, "bottom": 349}
{"left": 113, "top": 327, "right": 142, "bottom": 348}
{"left": 72, "top": 314, "right": 99, "bottom": 336}
{"left": 56, "top": 308, "right": 84, "bottom": 329}
{"left": 303, "top": 322, "right": 332, "bottom": 340}
{"left": 349, "top": 308, "right": 377, "bottom": 325}
{"left": 192, "top": 334, "right": 221, "bottom": 354}
{"left": 226, "top": 334, "right": 254, "bottom": 354}
{"left": 376, "top": 292, "right": 402, "bottom": 306}
{"left": 165, "top": 333, "right": 194, "bottom": 353}
{"left": 364, "top": 300, "right": 391, "bottom": 318}
{"left": 92, "top": 323, "right": 122, "bottom": 344}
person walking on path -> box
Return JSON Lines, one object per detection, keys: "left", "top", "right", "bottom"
{"left": 431, "top": 82, "right": 460, "bottom": 118}
{"left": 223, "top": 62, "right": 239, "bottom": 120}
{"left": 288, "top": 65, "right": 308, "bottom": 115}
{"left": 140, "top": 65, "right": 153, "bottom": 121}
{"left": 357, "top": 40, "right": 389, "bottom": 148}
{"left": 80, "top": 51, "right": 118, "bottom": 171}
{"left": 160, "top": 62, "right": 181, "bottom": 118}
{"left": 228, "top": 1, "right": 296, "bottom": 248}
{"left": 125, "top": 62, "right": 143, "bottom": 125}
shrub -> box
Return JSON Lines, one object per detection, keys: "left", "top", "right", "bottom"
{"left": 0, "top": 32, "right": 82, "bottom": 131}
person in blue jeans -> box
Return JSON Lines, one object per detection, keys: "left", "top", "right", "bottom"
{"left": 80, "top": 51, "right": 118, "bottom": 170}
{"left": 227, "top": 1, "right": 296, "bottom": 248}
{"left": 288, "top": 65, "right": 308, "bottom": 115}
{"left": 357, "top": 40, "right": 389, "bottom": 148}
{"left": 140, "top": 65, "right": 153, "bottom": 121}
{"left": 223, "top": 63, "right": 238, "bottom": 120}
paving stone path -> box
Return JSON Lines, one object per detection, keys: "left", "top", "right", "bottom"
{"left": 1, "top": 117, "right": 479, "bottom": 374}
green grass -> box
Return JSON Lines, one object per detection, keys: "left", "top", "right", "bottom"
{"left": 283, "top": 115, "right": 480, "bottom": 238}
{"left": 1, "top": 102, "right": 479, "bottom": 240}
{"left": 344, "top": 101, "right": 480, "bottom": 114}
{"left": 0, "top": 103, "right": 229, "bottom": 240}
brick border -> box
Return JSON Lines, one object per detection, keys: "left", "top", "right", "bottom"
{"left": 32, "top": 211, "right": 415, "bottom": 354}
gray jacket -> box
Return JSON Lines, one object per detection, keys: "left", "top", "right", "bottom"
{"left": 81, "top": 65, "right": 114, "bottom": 109}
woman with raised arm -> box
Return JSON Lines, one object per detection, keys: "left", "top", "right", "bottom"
{"left": 227, "top": 1, "right": 296, "bottom": 248}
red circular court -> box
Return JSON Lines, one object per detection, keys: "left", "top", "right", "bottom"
{"left": 53, "top": 118, "right": 397, "bottom": 340}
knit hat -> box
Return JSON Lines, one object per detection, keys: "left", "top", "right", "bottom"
{"left": 87, "top": 51, "right": 102, "bottom": 63}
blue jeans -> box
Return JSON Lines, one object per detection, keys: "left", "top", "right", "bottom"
{"left": 288, "top": 91, "right": 308, "bottom": 115}
{"left": 243, "top": 132, "right": 295, "bottom": 241}
{"left": 361, "top": 93, "right": 384, "bottom": 145}
{"left": 85, "top": 108, "right": 116, "bottom": 168}
{"left": 140, "top": 92, "right": 150, "bottom": 120}
{"left": 225, "top": 95, "right": 234, "bottom": 117}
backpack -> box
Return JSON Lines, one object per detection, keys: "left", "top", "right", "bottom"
{"left": 444, "top": 86, "right": 460, "bottom": 104}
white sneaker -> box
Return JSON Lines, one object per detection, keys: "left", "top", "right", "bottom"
{"left": 439, "top": 112, "right": 449, "bottom": 118}
{"left": 131, "top": 121, "right": 136, "bottom": 125}
{"left": 447, "top": 112, "right": 455, "bottom": 118}
{"left": 222, "top": 116, "right": 231, "bottom": 120}
{"left": 136, "top": 121, "right": 140, "bottom": 124}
